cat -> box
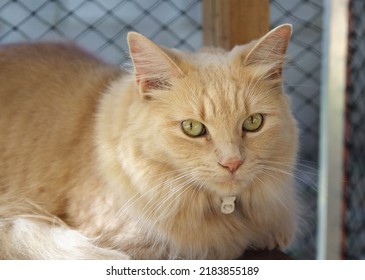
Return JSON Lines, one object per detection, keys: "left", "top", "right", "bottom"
{"left": 0, "top": 24, "right": 299, "bottom": 259}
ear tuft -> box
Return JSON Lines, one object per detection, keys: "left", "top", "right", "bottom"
{"left": 127, "top": 32, "right": 183, "bottom": 94}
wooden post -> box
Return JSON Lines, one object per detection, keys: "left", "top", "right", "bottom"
{"left": 203, "top": 0, "right": 270, "bottom": 49}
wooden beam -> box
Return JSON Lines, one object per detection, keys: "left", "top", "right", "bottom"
{"left": 202, "top": 0, "right": 270, "bottom": 49}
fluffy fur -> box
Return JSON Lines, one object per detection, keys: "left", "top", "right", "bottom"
{"left": 0, "top": 24, "right": 298, "bottom": 259}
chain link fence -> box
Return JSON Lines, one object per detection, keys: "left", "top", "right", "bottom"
{"left": 0, "top": 0, "right": 327, "bottom": 259}
{"left": 345, "top": 0, "right": 365, "bottom": 260}
{"left": 271, "top": 0, "right": 322, "bottom": 260}
{"left": 0, "top": 0, "right": 202, "bottom": 64}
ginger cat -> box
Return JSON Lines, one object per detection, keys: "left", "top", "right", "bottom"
{"left": 0, "top": 24, "right": 298, "bottom": 259}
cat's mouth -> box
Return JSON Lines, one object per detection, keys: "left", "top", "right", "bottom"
{"left": 215, "top": 173, "right": 244, "bottom": 185}
{"left": 209, "top": 177, "right": 247, "bottom": 196}
{"left": 208, "top": 172, "right": 255, "bottom": 196}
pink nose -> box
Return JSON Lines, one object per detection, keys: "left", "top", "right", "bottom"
{"left": 219, "top": 157, "right": 243, "bottom": 173}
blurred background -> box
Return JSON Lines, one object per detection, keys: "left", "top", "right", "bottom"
{"left": 0, "top": 0, "right": 363, "bottom": 260}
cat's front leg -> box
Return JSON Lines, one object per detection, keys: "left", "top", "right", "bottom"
{"left": 267, "top": 217, "right": 296, "bottom": 250}
{"left": 240, "top": 188, "right": 297, "bottom": 251}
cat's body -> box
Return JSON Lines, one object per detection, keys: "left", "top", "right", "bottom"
{"left": 0, "top": 25, "right": 299, "bottom": 259}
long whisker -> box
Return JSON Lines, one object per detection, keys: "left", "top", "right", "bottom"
{"left": 153, "top": 173, "right": 209, "bottom": 234}
{"left": 257, "top": 163, "right": 318, "bottom": 194}
{"left": 259, "top": 159, "right": 318, "bottom": 176}
{"left": 140, "top": 170, "right": 201, "bottom": 222}
{"left": 115, "top": 167, "right": 196, "bottom": 219}
{"left": 135, "top": 173, "right": 200, "bottom": 235}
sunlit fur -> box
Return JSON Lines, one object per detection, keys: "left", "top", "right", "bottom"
{"left": 0, "top": 25, "right": 298, "bottom": 259}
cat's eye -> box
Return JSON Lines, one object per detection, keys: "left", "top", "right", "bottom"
{"left": 181, "top": 119, "right": 206, "bottom": 137}
{"left": 242, "top": 113, "right": 264, "bottom": 132}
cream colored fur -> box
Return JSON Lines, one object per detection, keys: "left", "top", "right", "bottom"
{"left": 0, "top": 24, "right": 298, "bottom": 259}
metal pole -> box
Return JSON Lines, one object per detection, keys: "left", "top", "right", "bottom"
{"left": 317, "top": 0, "right": 349, "bottom": 260}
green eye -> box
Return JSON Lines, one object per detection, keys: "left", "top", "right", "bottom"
{"left": 243, "top": 113, "right": 264, "bottom": 132}
{"left": 181, "top": 119, "right": 206, "bottom": 137}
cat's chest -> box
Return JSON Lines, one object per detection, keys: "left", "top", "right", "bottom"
{"left": 103, "top": 197, "right": 251, "bottom": 259}
{"left": 70, "top": 179, "right": 253, "bottom": 259}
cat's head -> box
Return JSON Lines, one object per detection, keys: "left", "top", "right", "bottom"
{"left": 126, "top": 24, "right": 297, "bottom": 197}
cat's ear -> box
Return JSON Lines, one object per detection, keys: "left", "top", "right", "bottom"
{"left": 241, "top": 24, "right": 292, "bottom": 79}
{"left": 127, "top": 32, "right": 183, "bottom": 94}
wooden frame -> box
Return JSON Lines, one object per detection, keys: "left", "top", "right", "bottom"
{"left": 202, "top": 0, "right": 270, "bottom": 49}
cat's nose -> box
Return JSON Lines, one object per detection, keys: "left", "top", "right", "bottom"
{"left": 218, "top": 157, "right": 243, "bottom": 173}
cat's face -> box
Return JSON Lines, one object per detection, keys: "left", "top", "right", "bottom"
{"left": 149, "top": 62, "right": 297, "bottom": 197}
{"left": 127, "top": 25, "right": 297, "bottom": 197}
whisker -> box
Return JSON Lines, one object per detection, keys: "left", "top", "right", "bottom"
{"left": 145, "top": 170, "right": 201, "bottom": 219}
{"left": 131, "top": 170, "right": 201, "bottom": 233}
{"left": 115, "top": 166, "right": 197, "bottom": 218}
{"left": 257, "top": 163, "right": 318, "bottom": 194}
{"left": 260, "top": 159, "right": 318, "bottom": 176}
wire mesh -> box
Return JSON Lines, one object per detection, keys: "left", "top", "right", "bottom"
{"left": 0, "top": 0, "right": 202, "bottom": 64}
{"left": 0, "top": 0, "right": 323, "bottom": 259}
{"left": 344, "top": 0, "right": 365, "bottom": 260}
{"left": 271, "top": 0, "right": 322, "bottom": 260}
